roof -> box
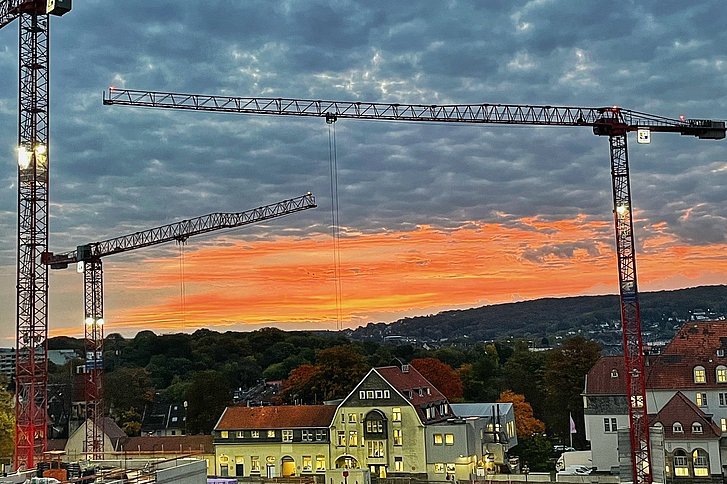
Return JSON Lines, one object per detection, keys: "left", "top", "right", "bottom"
{"left": 141, "top": 403, "right": 186, "bottom": 433}
{"left": 98, "top": 416, "right": 127, "bottom": 440}
{"left": 215, "top": 404, "right": 337, "bottom": 431}
{"left": 47, "top": 439, "right": 67, "bottom": 451}
{"left": 375, "top": 365, "right": 449, "bottom": 423}
{"left": 120, "top": 435, "right": 214, "bottom": 454}
{"left": 651, "top": 392, "right": 721, "bottom": 439}
{"left": 450, "top": 402, "right": 513, "bottom": 419}
{"left": 585, "top": 321, "right": 727, "bottom": 394}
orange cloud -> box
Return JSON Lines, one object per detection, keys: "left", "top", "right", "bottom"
{"left": 50, "top": 215, "right": 721, "bottom": 338}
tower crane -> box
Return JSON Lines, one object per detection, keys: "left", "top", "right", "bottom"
{"left": 1, "top": 0, "right": 71, "bottom": 469}
{"left": 104, "top": 88, "right": 726, "bottom": 484}
{"left": 42, "top": 193, "right": 317, "bottom": 458}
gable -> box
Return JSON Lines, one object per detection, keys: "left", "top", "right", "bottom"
{"left": 340, "top": 369, "right": 408, "bottom": 408}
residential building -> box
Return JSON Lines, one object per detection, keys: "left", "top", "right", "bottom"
{"left": 141, "top": 402, "right": 187, "bottom": 436}
{"left": 213, "top": 404, "right": 337, "bottom": 479}
{"left": 213, "top": 364, "right": 517, "bottom": 481}
{"left": 584, "top": 321, "right": 727, "bottom": 478}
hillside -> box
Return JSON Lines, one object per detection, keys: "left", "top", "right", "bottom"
{"left": 350, "top": 285, "right": 727, "bottom": 343}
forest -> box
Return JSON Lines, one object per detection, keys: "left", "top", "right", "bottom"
{"left": 48, "top": 328, "right": 603, "bottom": 471}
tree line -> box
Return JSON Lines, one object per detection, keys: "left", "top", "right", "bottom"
{"left": 46, "top": 328, "right": 602, "bottom": 470}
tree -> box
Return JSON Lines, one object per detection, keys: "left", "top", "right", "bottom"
{"left": 118, "top": 408, "right": 142, "bottom": 436}
{"left": 498, "top": 390, "right": 544, "bottom": 438}
{"left": 500, "top": 344, "right": 547, "bottom": 419}
{"left": 514, "top": 433, "right": 555, "bottom": 472}
{"left": 410, "top": 357, "right": 464, "bottom": 401}
{"left": 543, "top": 336, "right": 601, "bottom": 447}
{"left": 0, "top": 378, "right": 14, "bottom": 462}
{"left": 185, "top": 370, "right": 233, "bottom": 434}
{"left": 104, "top": 367, "right": 155, "bottom": 417}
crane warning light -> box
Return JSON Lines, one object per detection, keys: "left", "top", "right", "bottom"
{"left": 679, "top": 115, "right": 686, "bottom": 122}
{"left": 46, "top": 0, "right": 72, "bottom": 16}
{"left": 637, "top": 129, "right": 651, "bottom": 144}
{"left": 17, "top": 146, "right": 31, "bottom": 169}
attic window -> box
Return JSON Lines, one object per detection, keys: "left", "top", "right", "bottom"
{"left": 405, "top": 390, "right": 413, "bottom": 399}
{"left": 694, "top": 366, "right": 706, "bottom": 384}
{"left": 673, "top": 422, "right": 683, "bottom": 433}
{"left": 718, "top": 349, "right": 725, "bottom": 357}
{"left": 692, "top": 422, "right": 703, "bottom": 433}
{"left": 611, "top": 369, "right": 619, "bottom": 378}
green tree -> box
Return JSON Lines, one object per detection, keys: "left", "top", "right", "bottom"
{"left": 186, "top": 370, "right": 233, "bottom": 434}
{"left": 118, "top": 408, "right": 143, "bottom": 437}
{"left": 0, "top": 378, "right": 14, "bottom": 462}
{"left": 543, "top": 336, "right": 601, "bottom": 447}
{"left": 515, "top": 433, "right": 554, "bottom": 472}
{"left": 104, "top": 367, "right": 155, "bottom": 417}
{"left": 501, "top": 343, "right": 547, "bottom": 419}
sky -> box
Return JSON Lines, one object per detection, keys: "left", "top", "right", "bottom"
{"left": 0, "top": 0, "right": 725, "bottom": 342}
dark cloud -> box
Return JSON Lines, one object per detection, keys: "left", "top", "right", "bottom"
{"left": 0, "top": 0, "right": 725, "bottom": 332}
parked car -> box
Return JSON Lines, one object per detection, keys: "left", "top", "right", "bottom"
{"left": 558, "top": 465, "right": 592, "bottom": 476}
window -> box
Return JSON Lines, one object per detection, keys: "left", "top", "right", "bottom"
{"left": 445, "top": 434, "right": 454, "bottom": 445}
{"left": 359, "top": 391, "right": 366, "bottom": 399}
{"left": 337, "top": 431, "right": 346, "bottom": 446}
{"left": 673, "top": 451, "right": 689, "bottom": 477}
{"left": 250, "top": 456, "right": 261, "bottom": 473}
{"left": 393, "top": 428, "right": 403, "bottom": 446}
{"left": 694, "top": 365, "right": 706, "bottom": 383}
{"left": 693, "top": 449, "right": 709, "bottom": 477}
{"left": 604, "top": 417, "right": 618, "bottom": 432}
{"left": 720, "top": 392, "right": 727, "bottom": 406}
{"left": 315, "top": 429, "right": 326, "bottom": 441}
{"left": 366, "top": 420, "right": 384, "bottom": 433}
{"left": 302, "top": 429, "right": 313, "bottom": 441}
{"left": 611, "top": 369, "right": 619, "bottom": 378}
{"left": 392, "top": 407, "right": 401, "bottom": 422}
{"left": 349, "top": 430, "right": 358, "bottom": 447}
{"left": 673, "top": 422, "right": 683, "bottom": 433}
{"left": 251, "top": 431, "right": 259, "bottom": 438}
{"left": 418, "top": 388, "right": 424, "bottom": 396}
{"left": 220, "top": 465, "right": 228, "bottom": 477}
{"left": 721, "top": 418, "right": 727, "bottom": 432}
{"left": 366, "top": 390, "right": 374, "bottom": 399}
{"left": 719, "top": 349, "right": 725, "bottom": 357}
{"left": 348, "top": 413, "right": 358, "bottom": 423}
{"left": 367, "top": 440, "right": 385, "bottom": 457}
{"left": 267, "top": 430, "right": 276, "bottom": 438}
{"left": 384, "top": 390, "right": 390, "bottom": 398}
{"left": 394, "top": 457, "right": 403, "bottom": 472}
{"left": 446, "top": 464, "right": 456, "bottom": 474}
{"left": 440, "top": 403, "right": 449, "bottom": 415}
{"left": 692, "top": 422, "right": 703, "bottom": 433}
{"left": 316, "top": 455, "right": 326, "bottom": 471}
{"left": 375, "top": 390, "right": 383, "bottom": 398}
{"left": 718, "top": 366, "right": 727, "bottom": 383}
{"left": 434, "top": 463, "right": 445, "bottom": 474}
{"left": 425, "top": 407, "right": 434, "bottom": 419}
{"left": 282, "top": 429, "right": 293, "bottom": 442}
{"left": 696, "top": 392, "right": 708, "bottom": 407}
{"left": 302, "top": 456, "right": 312, "bottom": 472}
{"left": 341, "top": 412, "right": 346, "bottom": 423}
{"left": 631, "top": 395, "right": 644, "bottom": 408}
{"left": 236, "top": 431, "right": 243, "bottom": 438}
{"left": 171, "top": 416, "right": 178, "bottom": 422}
{"left": 434, "top": 434, "right": 443, "bottom": 445}
{"left": 220, "top": 431, "right": 229, "bottom": 439}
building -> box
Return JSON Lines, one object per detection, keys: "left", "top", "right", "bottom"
{"left": 141, "top": 402, "right": 187, "bottom": 436}
{"left": 214, "top": 404, "right": 337, "bottom": 479}
{"left": 584, "top": 321, "right": 727, "bottom": 479}
{"left": 213, "top": 364, "right": 517, "bottom": 481}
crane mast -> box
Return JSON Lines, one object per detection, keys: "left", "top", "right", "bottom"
{"left": 42, "top": 193, "right": 316, "bottom": 458}
{"left": 105, "top": 88, "right": 726, "bottom": 484}
{"left": 1, "top": 0, "right": 71, "bottom": 469}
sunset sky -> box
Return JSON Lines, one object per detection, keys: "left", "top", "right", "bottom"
{"left": 0, "top": 1, "right": 725, "bottom": 341}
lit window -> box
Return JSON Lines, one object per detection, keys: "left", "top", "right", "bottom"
{"left": 434, "top": 463, "right": 445, "bottom": 474}
{"left": 673, "top": 422, "right": 683, "bottom": 433}
{"left": 696, "top": 392, "right": 708, "bottom": 407}
{"left": 673, "top": 451, "right": 689, "bottom": 477}
{"left": 316, "top": 455, "right": 326, "bottom": 471}
{"left": 693, "top": 449, "right": 709, "bottom": 477}
{"left": 717, "top": 366, "right": 727, "bottom": 383}
{"left": 392, "top": 407, "right": 401, "bottom": 422}
{"left": 367, "top": 440, "right": 385, "bottom": 457}
{"left": 721, "top": 418, "right": 727, "bottom": 432}
{"left": 394, "top": 457, "right": 403, "bottom": 472}
{"left": 348, "top": 413, "right": 358, "bottom": 423}
{"left": 393, "top": 428, "right": 403, "bottom": 446}
{"left": 220, "top": 431, "right": 229, "bottom": 439}
{"left": 349, "top": 430, "right": 358, "bottom": 447}
{"left": 694, "top": 366, "right": 706, "bottom": 383}
{"left": 337, "top": 431, "right": 346, "bottom": 446}
{"left": 434, "top": 434, "right": 443, "bottom": 445}
{"left": 445, "top": 434, "right": 454, "bottom": 445}
{"left": 282, "top": 430, "right": 293, "bottom": 442}
{"left": 692, "top": 422, "right": 703, "bottom": 433}
{"left": 251, "top": 456, "right": 261, "bottom": 473}
{"left": 236, "top": 431, "right": 243, "bottom": 438}
{"left": 267, "top": 430, "right": 275, "bottom": 438}
{"left": 302, "top": 456, "right": 312, "bottom": 472}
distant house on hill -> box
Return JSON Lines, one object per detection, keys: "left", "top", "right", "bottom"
{"left": 584, "top": 320, "right": 727, "bottom": 479}
{"left": 141, "top": 402, "right": 187, "bottom": 436}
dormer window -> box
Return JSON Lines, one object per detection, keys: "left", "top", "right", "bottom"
{"left": 692, "top": 422, "right": 703, "bottom": 433}
{"left": 717, "top": 365, "right": 727, "bottom": 383}
{"left": 718, "top": 349, "right": 725, "bottom": 357}
{"left": 673, "top": 422, "right": 683, "bottom": 433}
{"left": 611, "top": 369, "right": 619, "bottom": 378}
{"left": 694, "top": 366, "right": 706, "bottom": 384}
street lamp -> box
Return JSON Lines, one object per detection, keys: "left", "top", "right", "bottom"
{"left": 522, "top": 464, "right": 529, "bottom": 483}
{"left": 183, "top": 401, "right": 188, "bottom": 435}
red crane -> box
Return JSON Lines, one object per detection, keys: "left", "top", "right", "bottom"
{"left": 104, "top": 88, "right": 725, "bottom": 484}
{"left": 0, "top": 0, "right": 71, "bottom": 469}
{"left": 42, "top": 193, "right": 316, "bottom": 458}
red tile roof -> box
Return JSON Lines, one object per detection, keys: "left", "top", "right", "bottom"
{"left": 120, "top": 435, "right": 214, "bottom": 454}
{"left": 651, "top": 392, "right": 721, "bottom": 439}
{"left": 586, "top": 321, "right": 727, "bottom": 393}
{"left": 215, "top": 405, "right": 337, "bottom": 431}
{"left": 375, "top": 365, "right": 448, "bottom": 423}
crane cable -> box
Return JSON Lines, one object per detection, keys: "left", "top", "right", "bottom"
{"left": 327, "top": 118, "right": 343, "bottom": 331}
{"left": 178, "top": 239, "right": 187, "bottom": 330}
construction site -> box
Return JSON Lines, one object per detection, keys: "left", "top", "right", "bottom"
{"left": 1, "top": 2, "right": 726, "bottom": 484}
